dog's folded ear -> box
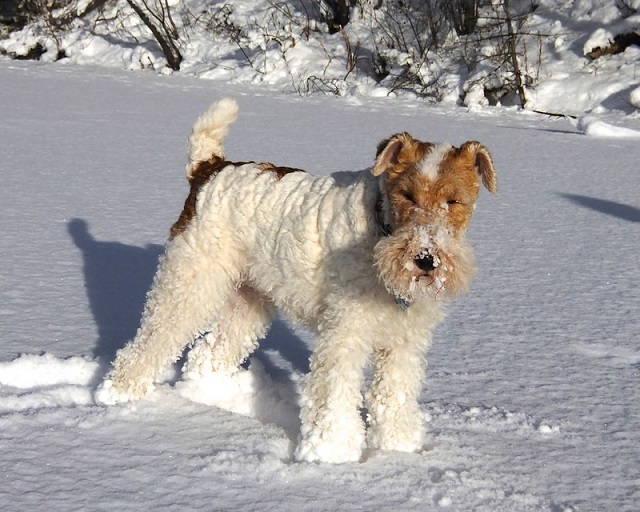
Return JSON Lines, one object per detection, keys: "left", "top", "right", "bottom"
{"left": 372, "top": 132, "right": 415, "bottom": 176}
{"left": 460, "top": 141, "right": 497, "bottom": 193}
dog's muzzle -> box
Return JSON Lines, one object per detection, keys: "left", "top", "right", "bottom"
{"left": 414, "top": 253, "right": 436, "bottom": 273}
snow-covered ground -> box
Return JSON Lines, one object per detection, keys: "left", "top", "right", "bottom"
{"left": 1, "top": 59, "right": 640, "bottom": 511}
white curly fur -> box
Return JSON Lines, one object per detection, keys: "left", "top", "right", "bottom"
{"left": 186, "top": 97, "right": 238, "bottom": 179}
{"left": 97, "top": 98, "right": 495, "bottom": 464}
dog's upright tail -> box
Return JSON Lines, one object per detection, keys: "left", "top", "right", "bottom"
{"left": 186, "top": 98, "right": 239, "bottom": 181}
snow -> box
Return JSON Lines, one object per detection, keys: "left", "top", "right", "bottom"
{"left": 632, "top": 85, "right": 640, "bottom": 109}
{"left": 1, "top": 59, "right": 640, "bottom": 511}
{"left": 577, "top": 114, "right": 640, "bottom": 138}
{"left": 582, "top": 15, "right": 640, "bottom": 56}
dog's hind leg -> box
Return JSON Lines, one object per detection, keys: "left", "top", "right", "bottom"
{"left": 97, "top": 234, "right": 242, "bottom": 404}
{"left": 183, "top": 285, "right": 275, "bottom": 378}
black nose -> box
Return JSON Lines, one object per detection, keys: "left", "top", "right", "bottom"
{"left": 414, "top": 253, "right": 435, "bottom": 273}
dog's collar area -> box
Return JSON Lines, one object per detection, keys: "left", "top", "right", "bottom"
{"left": 394, "top": 296, "right": 411, "bottom": 311}
{"left": 375, "top": 197, "right": 392, "bottom": 237}
{"left": 374, "top": 196, "right": 408, "bottom": 311}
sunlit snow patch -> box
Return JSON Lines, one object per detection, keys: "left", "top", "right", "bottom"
{"left": 0, "top": 352, "right": 302, "bottom": 434}
{"left": 0, "top": 353, "right": 101, "bottom": 412}
{"left": 425, "top": 402, "right": 560, "bottom": 436}
{"left": 0, "top": 353, "right": 99, "bottom": 388}
{"left": 176, "top": 359, "right": 301, "bottom": 435}
{"left": 576, "top": 115, "right": 640, "bottom": 138}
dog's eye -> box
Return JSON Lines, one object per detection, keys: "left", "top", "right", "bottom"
{"left": 447, "top": 199, "right": 462, "bottom": 205}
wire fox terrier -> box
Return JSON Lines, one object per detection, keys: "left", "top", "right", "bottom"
{"left": 97, "top": 98, "right": 497, "bottom": 463}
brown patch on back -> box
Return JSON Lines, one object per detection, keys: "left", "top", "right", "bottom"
{"left": 170, "top": 157, "right": 252, "bottom": 239}
{"left": 169, "top": 159, "right": 307, "bottom": 239}
{"left": 258, "top": 162, "right": 306, "bottom": 180}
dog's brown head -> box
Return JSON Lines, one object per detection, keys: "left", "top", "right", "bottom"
{"left": 372, "top": 132, "right": 496, "bottom": 306}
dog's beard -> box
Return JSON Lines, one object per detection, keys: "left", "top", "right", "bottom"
{"left": 373, "top": 224, "right": 477, "bottom": 305}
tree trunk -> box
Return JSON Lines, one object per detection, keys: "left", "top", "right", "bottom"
{"left": 126, "top": 0, "right": 182, "bottom": 71}
{"left": 503, "top": 0, "right": 526, "bottom": 107}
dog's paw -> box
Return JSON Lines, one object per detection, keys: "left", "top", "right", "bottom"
{"left": 367, "top": 422, "right": 426, "bottom": 454}
{"left": 368, "top": 433, "right": 425, "bottom": 454}
{"left": 94, "top": 378, "right": 151, "bottom": 405}
{"left": 294, "top": 432, "right": 364, "bottom": 464}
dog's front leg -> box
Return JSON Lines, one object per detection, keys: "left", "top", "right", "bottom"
{"left": 365, "top": 338, "right": 430, "bottom": 454}
{"left": 294, "top": 324, "right": 371, "bottom": 464}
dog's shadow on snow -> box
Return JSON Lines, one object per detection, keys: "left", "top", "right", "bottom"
{"left": 68, "top": 218, "right": 164, "bottom": 361}
{"left": 559, "top": 193, "right": 640, "bottom": 223}
{"left": 68, "top": 218, "right": 311, "bottom": 429}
